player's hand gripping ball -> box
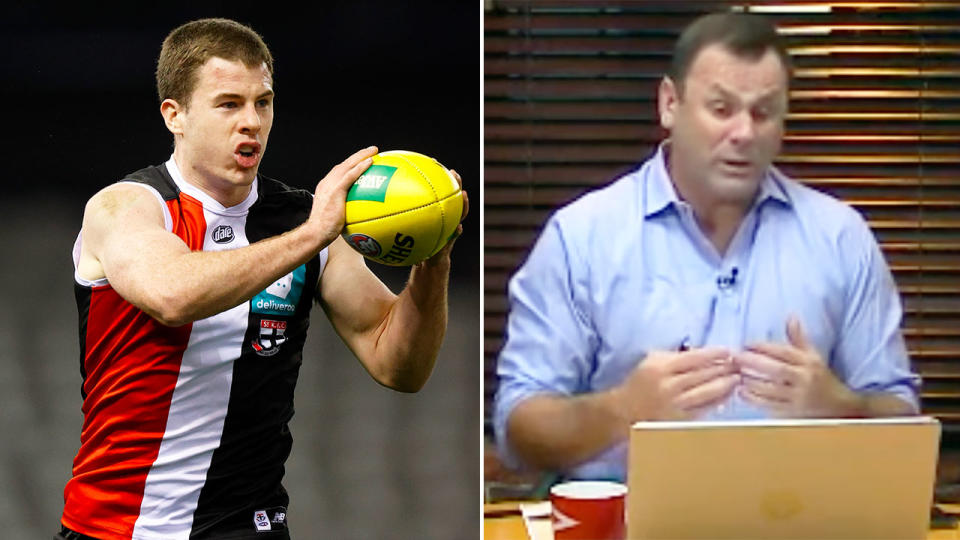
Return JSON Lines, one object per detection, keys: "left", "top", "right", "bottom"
{"left": 342, "top": 150, "right": 463, "bottom": 266}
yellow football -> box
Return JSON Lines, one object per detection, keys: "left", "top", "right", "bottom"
{"left": 342, "top": 150, "right": 462, "bottom": 266}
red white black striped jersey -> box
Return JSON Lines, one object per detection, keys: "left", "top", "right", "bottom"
{"left": 64, "top": 158, "right": 326, "bottom": 539}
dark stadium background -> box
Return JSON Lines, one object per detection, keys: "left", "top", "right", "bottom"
{"left": 0, "top": 3, "right": 479, "bottom": 538}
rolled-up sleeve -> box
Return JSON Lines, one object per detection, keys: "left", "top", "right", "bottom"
{"left": 834, "top": 214, "right": 921, "bottom": 411}
{"left": 494, "top": 216, "right": 599, "bottom": 470}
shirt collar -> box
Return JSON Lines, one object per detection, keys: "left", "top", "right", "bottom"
{"left": 644, "top": 142, "right": 791, "bottom": 218}
{"left": 165, "top": 155, "right": 260, "bottom": 215}
{"left": 643, "top": 143, "right": 679, "bottom": 218}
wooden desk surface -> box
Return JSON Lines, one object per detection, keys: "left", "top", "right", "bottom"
{"left": 484, "top": 503, "right": 960, "bottom": 540}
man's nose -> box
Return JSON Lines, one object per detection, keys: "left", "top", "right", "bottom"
{"left": 728, "top": 110, "right": 757, "bottom": 145}
{"left": 239, "top": 103, "right": 261, "bottom": 133}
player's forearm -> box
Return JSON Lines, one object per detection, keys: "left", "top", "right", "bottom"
{"left": 506, "top": 390, "right": 629, "bottom": 471}
{"left": 124, "top": 224, "right": 324, "bottom": 326}
{"left": 367, "top": 254, "right": 451, "bottom": 392}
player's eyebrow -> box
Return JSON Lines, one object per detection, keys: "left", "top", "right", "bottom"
{"left": 707, "top": 83, "right": 781, "bottom": 107}
{"left": 213, "top": 89, "right": 275, "bottom": 101}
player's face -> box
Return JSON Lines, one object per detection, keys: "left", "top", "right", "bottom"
{"left": 174, "top": 57, "right": 274, "bottom": 197}
{"left": 659, "top": 44, "right": 787, "bottom": 205}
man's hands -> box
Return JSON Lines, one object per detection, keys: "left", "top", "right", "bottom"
{"left": 611, "top": 346, "right": 739, "bottom": 422}
{"left": 613, "top": 316, "right": 870, "bottom": 422}
{"left": 736, "top": 316, "right": 860, "bottom": 418}
{"left": 306, "top": 146, "right": 378, "bottom": 250}
{"left": 420, "top": 168, "right": 469, "bottom": 266}
{"left": 316, "top": 158, "right": 466, "bottom": 392}
{"left": 306, "top": 147, "right": 469, "bottom": 264}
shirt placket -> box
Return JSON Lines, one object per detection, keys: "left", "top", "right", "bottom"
{"left": 675, "top": 201, "right": 760, "bottom": 418}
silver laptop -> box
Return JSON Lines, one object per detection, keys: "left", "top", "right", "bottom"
{"left": 627, "top": 416, "right": 940, "bottom": 539}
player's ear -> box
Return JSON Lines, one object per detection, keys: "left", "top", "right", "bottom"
{"left": 658, "top": 76, "right": 679, "bottom": 130}
{"left": 161, "top": 98, "right": 185, "bottom": 136}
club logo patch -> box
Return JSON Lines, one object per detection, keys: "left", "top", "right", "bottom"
{"left": 253, "top": 509, "right": 271, "bottom": 531}
{"left": 252, "top": 319, "right": 286, "bottom": 357}
{"left": 348, "top": 233, "right": 382, "bottom": 257}
{"left": 212, "top": 225, "right": 235, "bottom": 244}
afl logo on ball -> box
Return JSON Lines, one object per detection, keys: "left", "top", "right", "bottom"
{"left": 212, "top": 225, "right": 235, "bottom": 244}
{"left": 348, "top": 233, "right": 381, "bottom": 257}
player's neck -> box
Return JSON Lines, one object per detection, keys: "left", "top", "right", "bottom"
{"left": 173, "top": 149, "right": 254, "bottom": 208}
{"left": 667, "top": 154, "right": 749, "bottom": 257}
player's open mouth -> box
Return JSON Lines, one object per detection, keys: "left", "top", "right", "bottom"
{"left": 235, "top": 142, "right": 262, "bottom": 168}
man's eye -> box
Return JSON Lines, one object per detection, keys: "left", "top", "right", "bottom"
{"left": 220, "top": 102, "right": 238, "bottom": 109}
{"left": 710, "top": 102, "right": 730, "bottom": 116}
{"left": 753, "top": 107, "right": 771, "bottom": 121}
{"left": 257, "top": 99, "right": 270, "bottom": 107}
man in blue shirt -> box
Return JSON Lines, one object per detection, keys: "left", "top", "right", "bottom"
{"left": 494, "top": 12, "right": 920, "bottom": 482}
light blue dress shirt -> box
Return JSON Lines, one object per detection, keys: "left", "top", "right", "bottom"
{"left": 494, "top": 145, "right": 920, "bottom": 482}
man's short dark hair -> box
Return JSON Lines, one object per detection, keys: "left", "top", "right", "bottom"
{"left": 669, "top": 12, "right": 792, "bottom": 96}
{"left": 156, "top": 18, "right": 274, "bottom": 108}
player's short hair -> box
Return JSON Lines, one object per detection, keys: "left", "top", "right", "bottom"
{"left": 156, "top": 18, "right": 274, "bottom": 107}
{"left": 669, "top": 12, "right": 792, "bottom": 97}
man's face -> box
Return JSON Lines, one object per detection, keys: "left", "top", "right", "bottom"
{"left": 659, "top": 44, "right": 788, "bottom": 205}
{"left": 169, "top": 57, "right": 274, "bottom": 191}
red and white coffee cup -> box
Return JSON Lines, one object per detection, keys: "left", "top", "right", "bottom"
{"left": 550, "top": 480, "right": 627, "bottom": 540}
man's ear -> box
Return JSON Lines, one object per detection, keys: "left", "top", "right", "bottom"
{"left": 160, "top": 98, "right": 185, "bottom": 136}
{"left": 658, "top": 76, "right": 680, "bottom": 130}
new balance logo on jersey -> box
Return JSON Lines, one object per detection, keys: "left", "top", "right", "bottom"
{"left": 250, "top": 506, "right": 287, "bottom": 533}
{"left": 252, "top": 319, "right": 286, "bottom": 357}
{"left": 212, "top": 225, "right": 235, "bottom": 244}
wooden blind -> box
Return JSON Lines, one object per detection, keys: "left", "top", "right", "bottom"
{"left": 484, "top": 1, "right": 960, "bottom": 439}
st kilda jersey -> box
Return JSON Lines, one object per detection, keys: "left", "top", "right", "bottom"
{"left": 65, "top": 158, "right": 326, "bottom": 539}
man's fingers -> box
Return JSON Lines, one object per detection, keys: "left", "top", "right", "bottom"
{"left": 676, "top": 373, "right": 740, "bottom": 411}
{"left": 325, "top": 146, "right": 378, "bottom": 188}
{"left": 745, "top": 341, "right": 804, "bottom": 366}
{"left": 786, "top": 315, "right": 812, "bottom": 352}
{"left": 741, "top": 376, "right": 790, "bottom": 404}
{"left": 448, "top": 169, "right": 469, "bottom": 222}
{"left": 669, "top": 346, "right": 731, "bottom": 374}
{"left": 671, "top": 361, "right": 737, "bottom": 393}
{"left": 739, "top": 385, "right": 791, "bottom": 416}
{"left": 450, "top": 168, "right": 463, "bottom": 188}
{"left": 456, "top": 177, "right": 469, "bottom": 222}
{"left": 341, "top": 145, "right": 379, "bottom": 169}
{"left": 430, "top": 224, "right": 462, "bottom": 260}
{"left": 337, "top": 156, "right": 375, "bottom": 190}
{"left": 735, "top": 350, "right": 799, "bottom": 385}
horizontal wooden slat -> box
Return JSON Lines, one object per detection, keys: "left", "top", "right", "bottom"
{"left": 486, "top": 78, "right": 960, "bottom": 96}
{"left": 486, "top": 99, "right": 960, "bottom": 116}
{"left": 486, "top": 35, "right": 960, "bottom": 55}
{"left": 487, "top": 13, "right": 960, "bottom": 32}
{"left": 486, "top": 100, "right": 960, "bottom": 119}
{"left": 486, "top": 81, "right": 960, "bottom": 103}
{"left": 485, "top": 143, "right": 960, "bottom": 163}
{"left": 486, "top": 57, "right": 960, "bottom": 77}
{"left": 484, "top": 163, "right": 960, "bottom": 185}
{"left": 487, "top": 125, "right": 960, "bottom": 143}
